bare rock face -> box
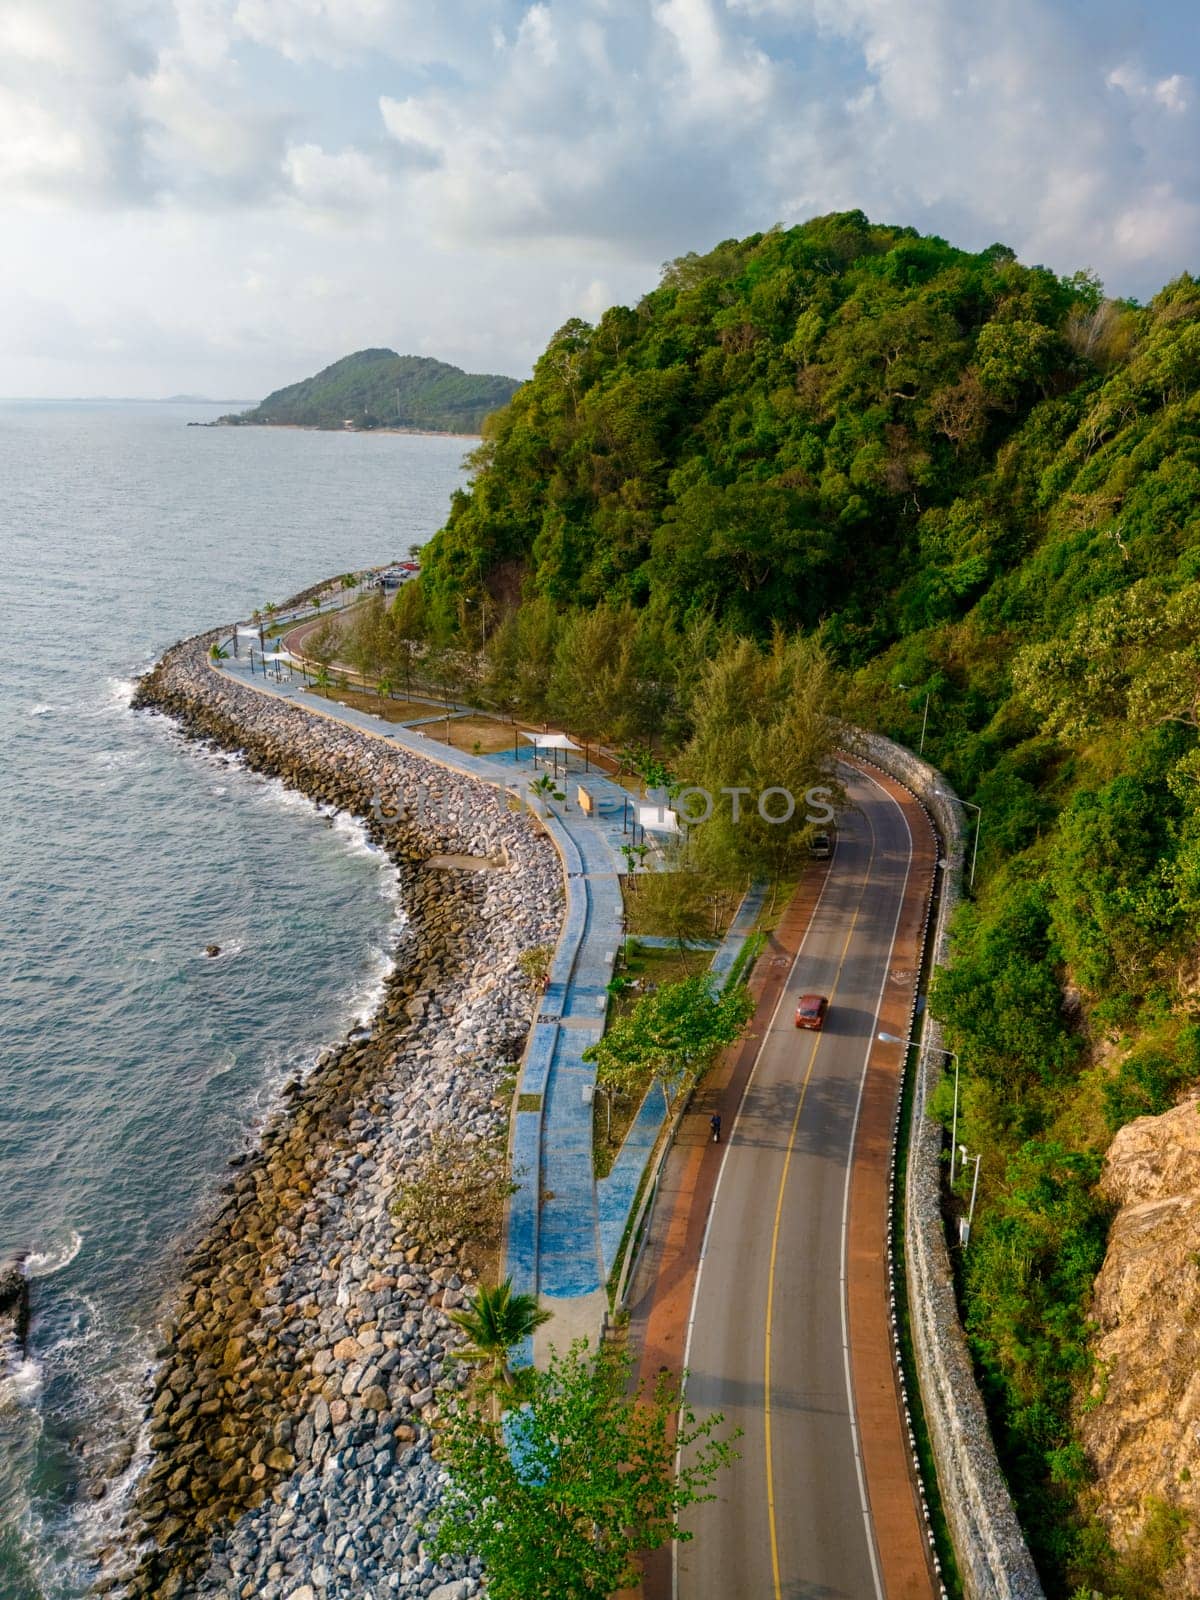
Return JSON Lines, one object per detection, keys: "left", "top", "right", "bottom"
{"left": 1079, "top": 1097, "right": 1200, "bottom": 1592}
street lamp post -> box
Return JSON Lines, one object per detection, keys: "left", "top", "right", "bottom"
{"left": 933, "top": 790, "right": 982, "bottom": 889}
{"left": 582, "top": 1082, "right": 612, "bottom": 1143}
{"left": 960, "top": 1151, "right": 982, "bottom": 1248}
{"left": 877, "top": 1030, "right": 961, "bottom": 1181}
{"left": 898, "top": 683, "right": 931, "bottom": 756}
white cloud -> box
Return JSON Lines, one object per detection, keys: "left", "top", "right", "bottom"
{"left": 228, "top": 0, "right": 498, "bottom": 67}
{"left": 283, "top": 143, "right": 394, "bottom": 217}
{"left": 1, "top": 0, "right": 1199, "bottom": 396}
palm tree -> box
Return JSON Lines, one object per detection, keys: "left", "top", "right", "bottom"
{"left": 450, "top": 1278, "right": 551, "bottom": 1414}
{"left": 529, "top": 773, "right": 565, "bottom": 816}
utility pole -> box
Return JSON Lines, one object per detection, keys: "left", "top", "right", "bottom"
{"left": 878, "top": 1031, "right": 960, "bottom": 1177}
{"left": 934, "top": 790, "right": 983, "bottom": 888}
{"left": 959, "top": 1152, "right": 982, "bottom": 1248}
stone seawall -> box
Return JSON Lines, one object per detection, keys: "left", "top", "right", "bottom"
{"left": 110, "top": 628, "right": 563, "bottom": 1600}
{"left": 855, "top": 732, "right": 1044, "bottom": 1600}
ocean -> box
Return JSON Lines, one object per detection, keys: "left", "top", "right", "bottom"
{"left": 0, "top": 402, "right": 468, "bottom": 1599}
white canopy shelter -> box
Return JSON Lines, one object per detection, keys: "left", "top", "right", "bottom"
{"left": 521, "top": 732, "right": 579, "bottom": 751}
{"left": 521, "top": 730, "right": 580, "bottom": 777}
{"left": 637, "top": 803, "right": 679, "bottom": 834}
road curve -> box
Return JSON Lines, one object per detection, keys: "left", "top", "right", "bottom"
{"left": 676, "top": 761, "right": 931, "bottom": 1600}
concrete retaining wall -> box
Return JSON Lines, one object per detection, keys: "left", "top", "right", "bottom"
{"left": 855, "top": 731, "right": 1045, "bottom": 1600}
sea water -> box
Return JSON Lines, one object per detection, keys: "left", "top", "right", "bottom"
{"left": 0, "top": 401, "right": 468, "bottom": 1599}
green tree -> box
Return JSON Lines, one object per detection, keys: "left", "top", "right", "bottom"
{"left": 631, "top": 850, "right": 725, "bottom": 958}
{"left": 681, "top": 631, "right": 840, "bottom": 884}
{"left": 1049, "top": 772, "right": 1184, "bottom": 998}
{"left": 449, "top": 1278, "right": 552, "bottom": 1405}
{"left": 528, "top": 772, "right": 566, "bottom": 815}
{"left": 432, "top": 1339, "right": 738, "bottom": 1600}
{"left": 584, "top": 974, "right": 754, "bottom": 1104}
{"left": 305, "top": 617, "right": 341, "bottom": 670}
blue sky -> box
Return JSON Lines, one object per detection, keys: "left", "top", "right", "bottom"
{"left": 1, "top": 0, "right": 1197, "bottom": 396}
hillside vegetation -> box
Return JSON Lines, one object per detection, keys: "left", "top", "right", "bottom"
{"left": 365, "top": 213, "right": 1200, "bottom": 1596}
{"left": 226, "top": 349, "right": 520, "bottom": 434}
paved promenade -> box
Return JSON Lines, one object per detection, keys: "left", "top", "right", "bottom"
{"left": 211, "top": 633, "right": 642, "bottom": 1350}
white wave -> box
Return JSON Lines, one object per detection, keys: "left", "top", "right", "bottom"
{"left": 349, "top": 942, "right": 397, "bottom": 1027}
{"left": 25, "top": 1231, "right": 83, "bottom": 1277}
{"left": 28, "top": 703, "right": 55, "bottom": 717}
{"left": 101, "top": 676, "right": 135, "bottom": 712}
{"left": 253, "top": 777, "right": 320, "bottom": 817}
{"left": 202, "top": 939, "right": 245, "bottom": 961}
{"left": 206, "top": 1049, "right": 237, "bottom": 1080}
{"left": 329, "top": 808, "right": 382, "bottom": 856}
{"left": 16, "top": 1318, "right": 157, "bottom": 1598}
{"left": 91, "top": 748, "right": 140, "bottom": 770}
{"left": 0, "top": 1344, "right": 42, "bottom": 1411}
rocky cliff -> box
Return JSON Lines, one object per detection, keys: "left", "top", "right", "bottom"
{"left": 1079, "top": 1097, "right": 1200, "bottom": 1593}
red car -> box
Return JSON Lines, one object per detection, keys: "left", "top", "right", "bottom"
{"left": 794, "top": 994, "right": 828, "bottom": 1031}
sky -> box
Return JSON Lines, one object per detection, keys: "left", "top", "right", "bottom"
{"left": 1, "top": 0, "right": 1197, "bottom": 398}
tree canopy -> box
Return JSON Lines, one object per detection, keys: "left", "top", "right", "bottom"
{"left": 389, "top": 216, "right": 1200, "bottom": 1596}
{"left": 431, "top": 1340, "right": 737, "bottom": 1600}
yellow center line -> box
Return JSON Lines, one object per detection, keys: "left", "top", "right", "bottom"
{"left": 763, "top": 814, "right": 878, "bottom": 1599}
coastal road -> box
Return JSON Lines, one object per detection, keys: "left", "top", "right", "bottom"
{"left": 675, "top": 762, "right": 934, "bottom": 1600}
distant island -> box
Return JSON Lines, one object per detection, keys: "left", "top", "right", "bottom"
{"left": 212, "top": 350, "right": 521, "bottom": 435}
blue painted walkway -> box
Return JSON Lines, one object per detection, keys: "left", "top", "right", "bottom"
{"left": 212, "top": 632, "right": 636, "bottom": 1334}
{"left": 595, "top": 881, "right": 765, "bottom": 1277}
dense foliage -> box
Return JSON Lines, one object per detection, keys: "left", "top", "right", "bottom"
{"left": 432, "top": 1340, "right": 737, "bottom": 1600}
{"left": 227, "top": 349, "right": 519, "bottom": 433}
{"left": 416, "top": 211, "right": 1108, "bottom": 638}
{"left": 390, "top": 212, "right": 1200, "bottom": 1595}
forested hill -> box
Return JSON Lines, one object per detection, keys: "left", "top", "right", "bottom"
{"left": 403, "top": 212, "right": 1200, "bottom": 1597}
{"left": 225, "top": 350, "right": 520, "bottom": 434}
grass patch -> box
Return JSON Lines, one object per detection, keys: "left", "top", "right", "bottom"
{"left": 591, "top": 941, "right": 701, "bottom": 1178}
{"left": 610, "top": 942, "right": 704, "bottom": 1018}
{"left": 516, "top": 1093, "right": 543, "bottom": 1113}
{"left": 622, "top": 876, "right": 741, "bottom": 943}
{"left": 422, "top": 714, "right": 524, "bottom": 754}
{"left": 753, "top": 873, "right": 803, "bottom": 936}
{"left": 723, "top": 930, "right": 765, "bottom": 992}
{"left": 593, "top": 1078, "right": 658, "bottom": 1180}
{"left": 300, "top": 684, "right": 443, "bottom": 723}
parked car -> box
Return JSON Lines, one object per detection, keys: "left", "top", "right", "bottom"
{"left": 808, "top": 831, "right": 832, "bottom": 859}
{"left": 794, "top": 994, "right": 828, "bottom": 1030}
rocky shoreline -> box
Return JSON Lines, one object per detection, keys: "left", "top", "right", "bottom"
{"left": 109, "top": 622, "right": 562, "bottom": 1599}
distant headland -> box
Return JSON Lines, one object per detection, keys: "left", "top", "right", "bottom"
{"left": 206, "top": 349, "right": 521, "bottom": 436}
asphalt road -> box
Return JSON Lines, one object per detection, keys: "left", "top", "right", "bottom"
{"left": 677, "top": 763, "right": 914, "bottom": 1600}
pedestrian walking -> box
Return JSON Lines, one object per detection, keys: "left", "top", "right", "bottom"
{"left": 710, "top": 1112, "right": 722, "bottom": 1143}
